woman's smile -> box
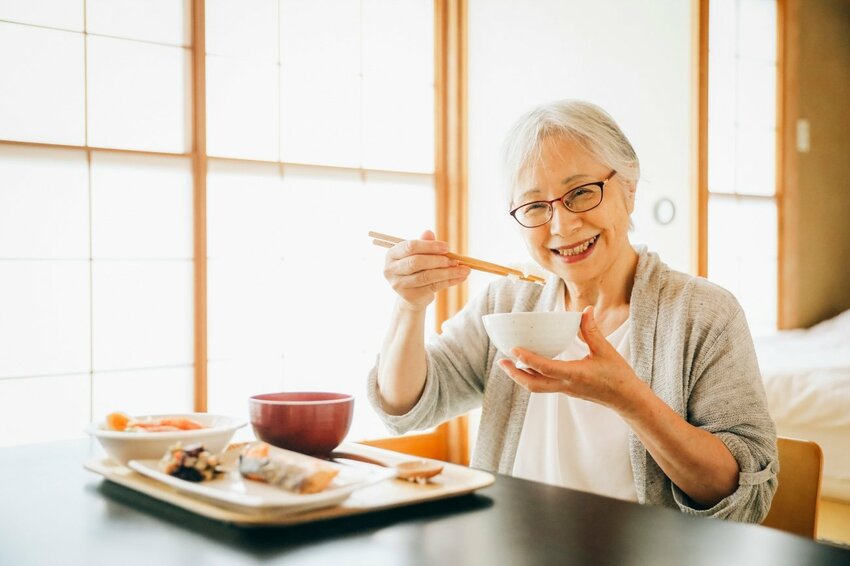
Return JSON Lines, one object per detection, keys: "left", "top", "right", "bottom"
{"left": 551, "top": 234, "right": 600, "bottom": 263}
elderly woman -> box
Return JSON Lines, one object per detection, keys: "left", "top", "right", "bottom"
{"left": 367, "top": 99, "right": 777, "bottom": 522}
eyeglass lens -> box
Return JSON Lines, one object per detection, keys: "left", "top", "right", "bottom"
{"left": 515, "top": 184, "right": 602, "bottom": 227}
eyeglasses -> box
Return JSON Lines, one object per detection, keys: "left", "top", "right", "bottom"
{"left": 509, "top": 170, "right": 617, "bottom": 228}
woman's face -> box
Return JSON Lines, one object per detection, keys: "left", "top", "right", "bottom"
{"left": 511, "top": 136, "right": 635, "bottom": 285}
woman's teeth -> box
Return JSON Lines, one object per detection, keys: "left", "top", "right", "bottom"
{"left": 558, "top": 235, "right": 598, "bottom": 256}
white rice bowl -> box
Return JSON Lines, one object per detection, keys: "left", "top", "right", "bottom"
{"left": 85, "top": 413, "right": 247, "bottom": 466}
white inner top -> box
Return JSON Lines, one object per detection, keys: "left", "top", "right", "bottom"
{"left": 512, "top": 298, "right": 637, "bottom": 502}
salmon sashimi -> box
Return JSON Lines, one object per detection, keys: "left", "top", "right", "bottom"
{"left": 129, "top": 424, "right": 181, "bottom": 432}
{"left": 105, "top": 412, "right": 206, "bottom": 432}
{"left": 157, "top": 417, "right": 204, "bottom": 430}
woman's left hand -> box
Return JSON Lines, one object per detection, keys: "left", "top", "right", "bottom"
{"left": 498, "top": 306, "right": 647, "bottom": 415}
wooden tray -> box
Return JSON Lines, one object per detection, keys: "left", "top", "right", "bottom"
{"left": 84, "top": 442, "right": 494, "bottom": 527}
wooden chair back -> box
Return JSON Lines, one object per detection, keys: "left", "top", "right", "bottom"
{"left": 761, "top": 436, "right": 823, "bottom": 538}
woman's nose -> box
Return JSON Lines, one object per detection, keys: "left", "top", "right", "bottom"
{"left": 549, "top": 200, "right": 581, "bottom": 233}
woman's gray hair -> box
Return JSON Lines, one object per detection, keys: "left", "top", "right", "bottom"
{"left": 501, "top": 99, "right": 640, "bottom": 208}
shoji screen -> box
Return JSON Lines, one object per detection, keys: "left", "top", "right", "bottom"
{"left": 0, "top": 0, "right": 194, "bottom": 445}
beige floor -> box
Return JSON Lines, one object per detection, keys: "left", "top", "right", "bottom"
{"left": 817, "top": 498, "right": 850, "bottom": 547}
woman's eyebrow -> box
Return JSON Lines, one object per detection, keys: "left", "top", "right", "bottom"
{"left": 516, "top": 188, "right": 542, "bottom": 201}
{"left": 560, "top": 173, "right": 590, "bottom": 186}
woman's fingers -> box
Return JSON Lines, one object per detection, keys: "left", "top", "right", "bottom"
{"left": 388, "top": 252, "right": 457, "bottom": 276}
{"left": 506, "top": 342, "right": 639, "bottom": 410}
{"left": 392, "top": 265, "right": 470, "bottom": 292}
{"left": 386, "top": 235, "right": 448, "bottom": 259}
{"left": 380, "top": 231, "right": 469, "bottom": 307}
{"left": 498, "top": 358, "right": 563, "bottom": 393}
{"left": 579, "top": 305, "right": 611, "bottom": 355}
{"left": 512, "top": 347, "right": 557, "bottom": 375}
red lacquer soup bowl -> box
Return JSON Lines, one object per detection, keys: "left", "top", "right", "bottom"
{"left": 249, "top": 392, "right": 354, "bottom": 455}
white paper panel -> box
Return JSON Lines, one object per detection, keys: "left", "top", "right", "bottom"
{"left": 206, "top": 0, "right": 277, "bottom": 60}
{"left": 737, "top": 60, "right": 776, "bottom": 130}
{"left": 361, "top": 0, "right": 433, "bottom": 82}
{"left": 737, "top": 256, "right": 777, "bottom": 337}
{"left": 0, "top": 261, "right": 90, "bottom": 378}
{"left": 738, "top": 0, "right": 777, "bottom": 62}
{"left": 0, "top": 0, "right": 83, "bottom": 31}
{"left": 92, "top": 261, "right": 193, "bottom": 371}
{"left": 0, "top": 374, "right": 90, "bottom": 447}
{"left": 87, "top": 36, "right": 189, "bottom": 152}
{"left": 708, "top": 196, "right": 777, "bottom": 335}
{"left": 279, "top": 0, "right": 359, "bottom": 75}
{"left": 207, "top": 160, "right": 283, "bottom": 259}
{"left": 0, "top": 145, "right": 89, "bottom": 258}
{"left": 207, "top": 258, "right": 287, "bottom": 360}
{"left": 708, "top": 52, "right": 736, "bottom": 129}
{"left": 708, "top": 120, "right": 736, "bottom": 194}
{"left": 0, "top": 22, "right": 85, "bottom": 145}
{"left": 279, "top": 71, "right": 360, "bottom": 167}
{"left": 91, "top": 366, "right": 194, "bottom": 422}
{"left": 206, "top": 55, "right": 278, "bottom": 161}
{"left": 707, "top": 51, "right": 736, "bottom": 194}
{"left": 90, "top": 152, "right": 193, "bottom": 259}
{"left": 735, "top": 126, "right": 776, "bottom": 196}
{"left": 708, "top": 0, "right": 736, "bottom": 57}
{"left": 277, "top": 0, "right": 360, "bottom": 167}
{"left": 362, "top": 80, "right": 434, "bottom": 173}
{"left": 86, "top": 0, "right": 189, "bottom": 46}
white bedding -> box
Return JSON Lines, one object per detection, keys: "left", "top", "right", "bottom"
{"left": 754, "top": 309, "right": 850, "bottom": 502}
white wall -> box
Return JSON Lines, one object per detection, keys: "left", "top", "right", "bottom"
{"left": 467, "top": 0, "right": 694, "bottom": 297}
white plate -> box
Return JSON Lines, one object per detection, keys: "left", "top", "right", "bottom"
{"left": 127, "top": 445, "right": 396, "bottom": 515}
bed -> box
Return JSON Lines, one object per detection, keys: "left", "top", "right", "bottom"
{"left": 753, "top": 309, "right": 850, "bottom": 502}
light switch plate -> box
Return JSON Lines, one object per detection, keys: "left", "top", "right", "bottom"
{"left": 796, "top": 119, "right": 810, "bottom": 153}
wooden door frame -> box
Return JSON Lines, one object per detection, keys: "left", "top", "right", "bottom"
{"left": 691, "top": 0, "right": 709, "bottom": 278}
{"left": 694, "top": 0, "right": 786, "bottom": 332}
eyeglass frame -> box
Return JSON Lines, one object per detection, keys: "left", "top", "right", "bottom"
{"left": 508, "top": 170, "right": 617, "bottom": 228}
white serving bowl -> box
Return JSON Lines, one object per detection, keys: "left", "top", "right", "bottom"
{"left": 85, "top": 413, "right": 247, "bottom": 466}
{"left": 482, "top": 311, "right": 582, "bottom": 361}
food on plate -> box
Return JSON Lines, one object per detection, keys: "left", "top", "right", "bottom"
{"left": 238, "top": 442, "right": 339, "bottom": 494}
{"left": 105, "top": 411, "right": 206, "bottom": 432}
{"left": 158, "top": 442, "right": 222, "bottom": 482}
{"left": 106, "top": 411, "right": 132, "bottom": 431}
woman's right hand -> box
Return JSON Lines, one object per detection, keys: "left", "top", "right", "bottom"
{"left": 382, "top": 230, "right": 470, "bottom": 310}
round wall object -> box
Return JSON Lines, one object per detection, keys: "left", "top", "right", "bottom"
{"left": 653, "top": 197, "right": 676, "bottom": 225}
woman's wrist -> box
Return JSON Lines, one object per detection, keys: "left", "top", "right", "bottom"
{"left": 614, "top": 376, "right": 655, "bottom": 423}
{"left": 395, "top": 297, "right": 431, "bottom": 316}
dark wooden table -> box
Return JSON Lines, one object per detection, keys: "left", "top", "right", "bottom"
{"left": 1, "top": 439, "right": 848, "bottom": 566}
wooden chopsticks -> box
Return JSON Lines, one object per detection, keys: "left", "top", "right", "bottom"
{"left": 369, "top": 231, "right": 546, "bottom": 285}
